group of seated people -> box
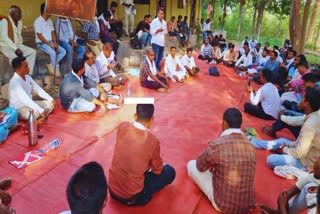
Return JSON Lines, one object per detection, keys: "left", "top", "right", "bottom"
{"left": 167, "top": 15, "right": 191, "bottom": 46}
{"left": 2, "top": 3, "right": 320, "bottom": 214}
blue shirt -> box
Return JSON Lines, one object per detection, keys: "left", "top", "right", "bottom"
{"left": 264, "top": 59, "right": 279, "bottom": 83}
{"left": 59, "top": 72, "right": 97, "bottom": 110}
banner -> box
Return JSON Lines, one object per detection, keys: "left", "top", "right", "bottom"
{"left": 45, "top": 0, "right": 97, "bottom": 21}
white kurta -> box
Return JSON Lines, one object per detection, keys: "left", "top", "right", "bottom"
{"left": 164, "top": 55, "right": 187, "bottom": 81}
{"left": 0, "top": 17, "right": 36, "bottom": 74}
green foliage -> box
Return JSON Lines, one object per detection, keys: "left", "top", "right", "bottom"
{"left": 266, "top": 0, "right": 291, "bottom": 16}
{"left": 305, "top": 54, "right": 320, "bottom": 65}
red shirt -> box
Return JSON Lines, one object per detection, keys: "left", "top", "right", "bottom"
{"left": 109, "top": 122, "right": 163, "bottom": 199}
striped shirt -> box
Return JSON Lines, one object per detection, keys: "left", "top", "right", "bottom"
{"left": 196, "top": 132, "right": 256, "bottom": 214}
{"left": 82, "top": 20, "right": 100, "bottom": 41}
{"left": 200, "top": 44, "right": 213, "bottom": 57}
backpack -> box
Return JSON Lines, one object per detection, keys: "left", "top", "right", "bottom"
{"left": 208, "top": 66, "right": 220, "bottom": 76}
{"left": 130, "top": 32, "right": 142, "bottom": 50}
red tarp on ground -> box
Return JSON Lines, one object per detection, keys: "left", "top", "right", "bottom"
{"left": 1, "top": 55, "right": 298, "bottom": 213}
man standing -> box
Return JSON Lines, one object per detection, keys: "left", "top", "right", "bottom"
{"left": 187, "top": 108, "right": 256, "bottom": 213}
{"left": 109, "top": 104, "right": 176, "bottom": 205}
{"left": 34, "top": 3, "right": 66, "bottom": 77}
{"left": 150, "top": 8, "right": 167, "bottom": 71}
{"left": 9, "top": 57, "right": 55, "bottom": 123}
{"left": 55, "top": 17, "right": 85, "bottom": 69}
{"left": 0, "top": 5, "right": 36, "bottom": 74}
{"left": 120, "top": 0, "right": 135, "bottom": 36}
{"left": 109, "top": 1, "right": 124, "bottom": 40}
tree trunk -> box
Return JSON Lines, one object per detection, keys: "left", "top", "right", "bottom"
{"left": 300, "top": 0, "right": 312, "bottom": 54}
{"left": 316, "top": 23, "right": 320, "bottom": 49}
{"left": 222, "top": 0, "right": 227, "bottom": 27}
{"left": 251, "top": 4, "right": 257, "bottom": 34}
{"left": 190, "top": 0, "right": 196, "bottom": 30}
{"left": 307, "top": 0, "right": 320, "bottom": 44}
{"left": 290, "top": 0, "right": 302, "bottom": 53}
{"left": 211, "top": 0, "right": 216, "bottom": 20}
{"left": 255, "top": 1, "right": 268, "bottom": 39}
{"left": 237, "top": 0, "right": 246, "bottom": 40}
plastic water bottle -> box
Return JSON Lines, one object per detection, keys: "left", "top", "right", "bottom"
{"left": 39, "top": 139, "right": 60, "bottom": 153}
{"left": 28, "top": 109, "right": 38, "bottom": 146}
{"left": 127, "top": 80, "right": 131, "bottom": 97}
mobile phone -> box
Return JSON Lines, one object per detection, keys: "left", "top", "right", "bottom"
{"left": 38, "top": 134, "right": 44, "bottom": 139}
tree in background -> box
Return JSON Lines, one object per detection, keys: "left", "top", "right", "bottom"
{"left": 307, "top": 0, "right": 320, "bottom": 44}
{"left": 237, "top": 0, "right": 246, "bottom": 40}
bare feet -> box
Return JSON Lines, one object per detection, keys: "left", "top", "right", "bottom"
{"left": 157, "top": 88, "right": 167, "bottom": 92}
{"left": 0, "top": 178, "right": 12, "bottom": 191}
{"left": 260, "top": 205, "right": 279, "bottom": 214}
{"left": 262, "top": 126, "right": 277, "bottom": 138}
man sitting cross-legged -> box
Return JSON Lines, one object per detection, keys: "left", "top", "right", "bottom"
{"left": 59, "top": 162, "right": 108, "bottom": 214}
{"left": 164, "top": 46, "right": 187, "bottom": 83}
{"left": 60, "top": 59, "right": 119, "bottom": 113}
{"left": 95, "top": 43, "right": 127, "bottom": 87}
{"left": 109, "top": 104, "right": 176, "bottom": 206}
{"left": 83, "top": 50, "right": 112, "bottom": 93}
{"left": 140, "top": 48, "right": 169, "bottom": 92}
{"left": 187, "top": 108, "right": 256, "bottom": 214}
{"left": 247, "top": 86, "right": 320, "bottom": 171}
{"left": 181, "top": 48, "right": 200, "bottom": 76}
{"left": 9, "top": 57, "right": 55, "bottom": 124}
{"left": 244, "top": 69, "right": 281, "bottom": 120}
{"left": 261, "top": 160, "right": 320, "bottom": 214}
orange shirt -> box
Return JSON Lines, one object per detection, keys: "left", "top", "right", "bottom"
{"left": 109, "top": 122, "right": 163, "bottom": 199}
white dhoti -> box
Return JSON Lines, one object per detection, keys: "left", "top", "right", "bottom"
{"left": 0, "top": 44, "right": 36, "bottom": 74}
{"left": 167, "top": 69, "right": 187, "bottom": 82}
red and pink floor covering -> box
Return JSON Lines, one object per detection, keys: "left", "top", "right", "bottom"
{"left": 1, "top": 56, "right": 297, "bottom": 213}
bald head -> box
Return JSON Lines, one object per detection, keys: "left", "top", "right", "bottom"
{"left": 9, "top": 5, "right": 22, "bottom": 22}
{"left": 146, "top": 48, "right": 155, "bottom": 62}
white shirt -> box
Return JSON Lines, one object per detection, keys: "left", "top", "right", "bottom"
{"left": 164, "top": 55, "right": 186, "bottom": 77}
{"left": 54, "top": 18, "right": 77, "bottom": 43}
{"left": 120, "top": 0, "right": 134, "bottom": 14}
{"left": 0, "top": 16, "right": 23, "bottom": 49}
{"left": 95, "top": 51, "right": 116, "bottom": 79}
{"left": 203, "top": 21, "right": 212, "bottom": 31}
{"left": 276, "top": 56, "right": 284, "bottom": 64}
{"left": 249, "top": 40, "right": 258, "bottom": 49}
{"left": 85, "top": 63, "right": 100, "bottom": 84}
{"left": 8, "top": 73, "right": 53, "bottom": 114}
{"left": 180, "top": 54, "right": 196, "bottom": 69}
{"left": 221, "top": 128, "right": 243, "bottom": 137}
{"left": 259, "top": 55, "right": 270, "bottom": 65}
{"left": 34, "top": 15, "right": 54, "bottom": 43}
{"left": 250, "top": 82, "right": 281, "bottom": 119}
{"left": 150, "top": 17, "right": 167, "bottom": 47}
{"left": 236, "top": 53, "right": 253, "bottom": 67}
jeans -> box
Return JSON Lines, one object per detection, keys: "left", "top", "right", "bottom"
{"left": 0, "top": 108, "right": 18, "bottom": 144}
{"left": 139, "top": 32, "right": 151, "bottom": 46}
{"left": 37, "top": 41, "right": 66, "bottom": 71}
{"left": 111, "top": 164, "right": 176, "bottom": 206}
{"left": 272, "top": 110, "right": 303, "bottom": 139}
{"left": 248, "top": 136, "right": 306, "bottom": 170}
{"left": 152, "top": 43, "right": 164, "bottom": 72}
{"left": 59, "top": 41, "right": 85, "bottom": 68}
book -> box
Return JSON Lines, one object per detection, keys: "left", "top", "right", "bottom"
{"left": 9, "top": 150, "right": 45, "bottom": 169}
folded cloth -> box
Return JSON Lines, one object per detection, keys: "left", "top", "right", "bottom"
{"left": 274, "top": 165, "right": 308, "bottom": 180}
